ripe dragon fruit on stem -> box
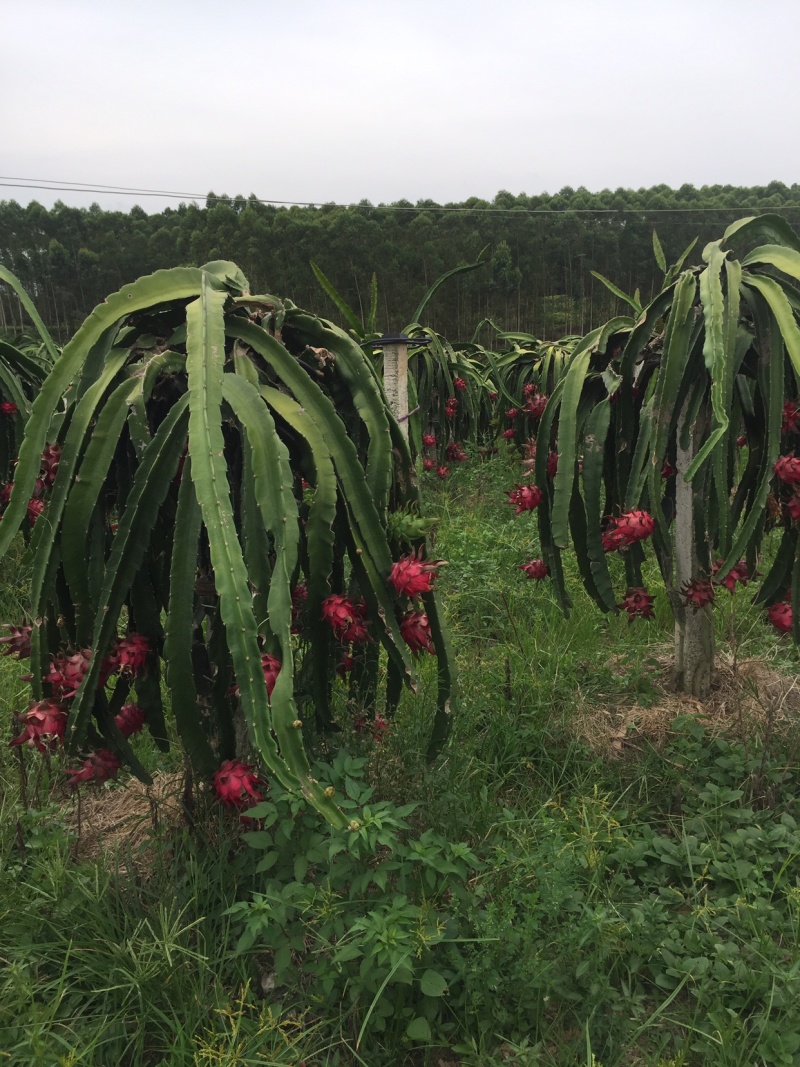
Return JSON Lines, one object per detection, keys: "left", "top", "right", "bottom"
{"left": 9, "top": 699, "right": 67, "bottom": 753}
{"left": 519, "top": 558, "right": 549, "bottom": 580}
{"left": 114, "top": 703, "right": 146, "bottom": 738}
{"left": 774, "top": 455, "right": 800, "bottom": 485}
{"left": 507, "top": 484, "right": 543, "bottom": 514}
{"left": 601, "top": 509, "right": 655, "bottom": 552}
{"left": 399, "top": 610, "right": 435, "bottom": 655}
{"left": 680, "top": 578, "right": 715, "bottom": 611}
{"left": 211, "top": 759, "right": 266, "bottom": 810}
{"left": 711, "top": 559, "right": 749, "bottom": 593}
{"left": 618, "top": 588, "right": 655, "bottom": 621}
{"left": 768, "top": 601, "right": 793, "bottom": 634}
{"left": 65, "top": 749, "right": 122, "bottom": 786}
{"left": 0, "top": 622, "right": 32, "bottom": 659}
{"left": 388, "top": 550, "right": 445, "bottom": 599}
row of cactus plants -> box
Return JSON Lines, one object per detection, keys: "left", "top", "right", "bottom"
{"left": 504, "top": 215, "right": 800, "bottom": 694}
{"left": 0, "top": 261, "right": 455, "bottom": 826}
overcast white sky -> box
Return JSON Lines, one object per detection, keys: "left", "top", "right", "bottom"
{"left": 3, "top": 0, "right": 799, "bottom": 214}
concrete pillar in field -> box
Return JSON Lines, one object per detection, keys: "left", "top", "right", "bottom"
{"left": 365, "top": 333, "right": 430, "bottom": 442}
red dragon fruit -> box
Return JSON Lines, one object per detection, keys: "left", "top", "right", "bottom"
{"left": 114, "top": 703, "right": 146, "bottom": 738}
{"left": 506, "top": 407, "right": 520, "bottom": 420}
{"left": 111, "top": 633, "right": 150, "bottom": 676}
{"left": 211, "top": 759, "right": 265, "bottom": 810}
{"left": 9, "top": 699, "right": 67, "bottom": 753}
{"left": 0, "top": 402, "right": 17, "bottom": 416}
{"left": 47, "top": 650, "right": 94, "bottom": 700}
{"left": 436, "top": 465, "right": 450, "bottom": 479}
{"left": 322, "top": 594, "right": 361, "bottom": 641}
{"left": 546, "top": 451, "right": 559, "bottom": 478}
{"left": 261, "top": 653, "right": 282, "bottom": 696}
{"left": 422, "top": 458, "right": 436, "bottom": 472}
{"left": 445, "top": 443, "right": 468, "bottom": 463}
{"left": 711, "top": 559, "right": 749, "bottom": 593}
{"left": 27, "top": 498, "right": 45, "bottom": 526}
{"left": 422, "top": 433, "right": 437, "bottom": 447}
{"left": 66, "top": 749, "right": 122, "bottom": 785}
{"left": 388, "top": 550, "right": 444, "bottom": 599}
{"left": 336, "top": 653, "right": 356, "bottom": 679}
{"left": 340, "top": 602, "right": 370, "bottom": 645}
{"left": 501, "top": 429, "right": 516, "bottom": 440}
{"left": 0, "top": 622, "right": 32, "bottom": 659}
{"left": 788, "top": 494, "right": 800, "bottom": 523}
{"left": 507, "top": 484, "right": 543, "bottom": 514}
{"left": 661, "top": 460, "right": 676, "bottom": 479}
{"left": 399, "top": 610, "right": 435, "bottom": 655}
{"left": 488, "top": 391, "right": 499, "bottom": 401}
{"left": 522, "top": 382, "right": 538, "bottom": 398}
{"left": 774, "top": 455, "right": 800, "bottom": 485}
{"left": 618, "top": 588, "right": 655, "bottom": 621}
{"left": 519, "top": 559, "right": 549, "bottom": 580}
{"left": 736, "top": 434, "right": 747, "bottom": 448}
{"left": 0, "top": 483, "right": 12, "bottom": 507}
{"left": 602, "top": 510, "right": 655, "bottom": 552}
{"left": 681, "top": 578, "right": 715, "bottom": 611}
{"left": 444, "top": 398, "right": 458, "bottom": 418}
{"left": 453, "top": 377, "right": 467, "bottom": 392}
{"left": 524, "top": 394, "right": 548, "bottom": 419}
{"left": 40, "top": 443, "right": 62, "bottom": 488}
{"left": 768, "top": 601, "right": 793, "bottom": 634}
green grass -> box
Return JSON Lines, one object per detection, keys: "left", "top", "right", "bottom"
{"left": 2, "top": 452, "right": 800, "bottom": 1065}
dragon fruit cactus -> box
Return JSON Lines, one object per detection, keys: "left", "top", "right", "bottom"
{"left": 0, "top": 622, "right": 32, "bottom": 659}
{"left": 507, "top": 484, "right": 543, "bottom": 514}
{"left": 618, "top": 588, "right": 655, "bottom": 621}
{"left": 9, "top": 699, "right": 67, "bottom": 753}
{"left": 388, "top": 550, "right": 445, "bottom": 599}
{"left": 768, "top": 601, "right": 793, "bottom": 634}
{"left": 211, "top": 759, "right": 265, "bottom": 810}
{"left": 681, "top": 578, "right": 715, "bottom": 611}
{"left": 114, "top": 703, "right": 146, "bottom": 738}
{"left": 66, "top": 748, "right": 122, "bottom": 785}
{"left": 519, "top": 559, "right": 549, "bottom": 580}
{"left": 399, "top": 610, "right": 435, "bottom": 655}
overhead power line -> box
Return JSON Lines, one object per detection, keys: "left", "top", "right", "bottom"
{"left": 1, "top": 176, "right": 798, "bottom": 216}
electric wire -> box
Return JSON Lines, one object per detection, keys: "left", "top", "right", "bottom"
{"left": 2, "top": 177, "right": 799, "bottom": 216}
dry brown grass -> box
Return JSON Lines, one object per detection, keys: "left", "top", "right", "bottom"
{"left": 63, "top": 769, "right": 187, "bottom": 875}
{"left": 574, "top": 648, "right": 800, "bottom": 757}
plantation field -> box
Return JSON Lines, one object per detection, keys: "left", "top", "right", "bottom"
{"left": 2, "top": 449, "right": 800, "bottom": 1067}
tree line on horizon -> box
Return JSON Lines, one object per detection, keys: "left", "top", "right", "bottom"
{"left": 2, "top": 181, "right": 800, "bottom": 342}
